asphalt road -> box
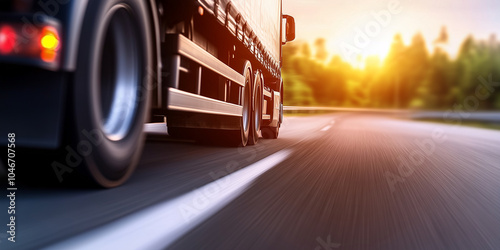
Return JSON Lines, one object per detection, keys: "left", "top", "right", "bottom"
{"left": 2, "top": 113, "right": 500, "bottom": 249}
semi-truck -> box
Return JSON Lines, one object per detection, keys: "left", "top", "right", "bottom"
{"left": 0, "top": 0, "right": 295, "bottom": 187}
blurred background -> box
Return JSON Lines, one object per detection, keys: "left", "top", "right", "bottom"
{"left": 282, "top": 0, "right": 500, "bottom": 110}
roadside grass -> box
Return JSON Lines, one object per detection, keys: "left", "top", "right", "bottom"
{"left": 414, "top": 118, "right": 500, "bottom": 131}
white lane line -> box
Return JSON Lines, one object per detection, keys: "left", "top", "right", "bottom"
{"left": 320, "top": 120, "right": 336, "bottom": 132}
{"left": 47, "top": 150, "right": 292, "bottom": 250}
{"left": 321, "top": 125, "right": 333, "bottom": 132}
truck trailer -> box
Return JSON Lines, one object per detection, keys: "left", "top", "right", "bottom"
{"left": 0, "top": 0, "right": 295, "bottom": 187}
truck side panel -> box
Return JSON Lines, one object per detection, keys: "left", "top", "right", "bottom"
{"left": 229, "top": 0, "right": 281, "bottom": 63}
{"left": 198, "top": 0, "right": 282, "bottom": 80}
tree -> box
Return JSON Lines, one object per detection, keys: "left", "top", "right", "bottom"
{"left": 380, "top": 34, "right": 407, "bottom": 108}
{"left": 279, "top": 34, "right": 500, "bottom": 111}
{"left": 302, "top": 43, "right": 311, "bottom": 58}
{"left": 434, "top": 26, "right": 449, "bottom": 45}
{"left": 314, "top": 38, "right": 328, "bottom": 62}
{"left": 418, "top": 48, "right": 454, "bottom": 109}
{"left": 405, "top": 33, "right": 430, "bottom": 108}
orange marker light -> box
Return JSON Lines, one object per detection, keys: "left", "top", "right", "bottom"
{"left": 40, "top": 27, "right": 60, "bottom": 62}
{"left": 198, "top": 6, "right": 204, "bottom": 16}
{"left": 41, "top": 50, "right": 57, "bottom": 62}
{"left": 40, "top": 27, "right": 59, "bottom": 50}
{"left": 0, "top": 25, "right": 17, "bottom": 55}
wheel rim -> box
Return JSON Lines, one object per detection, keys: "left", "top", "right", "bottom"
{"left": 99, "top": 5, "right": 141, "bottom": 142}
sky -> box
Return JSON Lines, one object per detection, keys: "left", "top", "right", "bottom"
{"left": 283, "top": 0, "right": 500, "bottom": 65}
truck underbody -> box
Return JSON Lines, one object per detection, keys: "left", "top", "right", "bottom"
{"left": 0, "top": 0, "right": 294, "bottom": 187}
{"left": 156, "top": 0, "right": 284, "bottom": 132}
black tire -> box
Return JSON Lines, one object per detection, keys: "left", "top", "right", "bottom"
{"left": 70, "top": 0, "right": 153, "bottom": 187}
{"left": 248, "top": 71, "right": 263, "bottom": 145}
{"left": 224, "top": 61, "right": 252, "bottom": 147}
{"left": 262, "top": 80, "right": 282, "bottom": 140}
{"left": 261, "top": 126, "right": 279, "bottom": 139}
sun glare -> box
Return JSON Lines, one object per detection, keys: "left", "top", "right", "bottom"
{"left": 327, "top": 38, "right": 390, "bottom": 69}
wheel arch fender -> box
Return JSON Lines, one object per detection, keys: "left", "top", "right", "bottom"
{"left": 61, "top": 0, "right": 161, "bottom": 83}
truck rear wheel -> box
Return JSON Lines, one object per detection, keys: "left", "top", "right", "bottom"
{"left": 249, "top": 71, "right": 263, "bottom": 145}
{"left": 262, "top": 126, "right": 279, "bottom": 139}
{"left": 70, "top": 0, "right": 153, "bottom": 187}
{"left": 262, "top": 80, "right": 282, "bottom": 140}
{"left": 223, "top": 61, "right": 252, "bottom": 147}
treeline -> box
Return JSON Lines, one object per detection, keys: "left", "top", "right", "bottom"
{"left": 282, "top": 30, "right": 500, "bottom": 110}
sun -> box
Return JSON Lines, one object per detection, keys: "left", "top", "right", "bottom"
{"left": 325, "top": 33, "right": 393, "bottom": 68}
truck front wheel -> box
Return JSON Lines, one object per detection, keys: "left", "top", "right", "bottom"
{"left": 70, "top": 0, "right": 153, "bottom": 187}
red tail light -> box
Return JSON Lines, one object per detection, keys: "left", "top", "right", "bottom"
{"left": 0, "top": 15, "right": 62, "bottom": 70}
{"left": 0, "top": 25, "right": 17, "bottom": 55}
